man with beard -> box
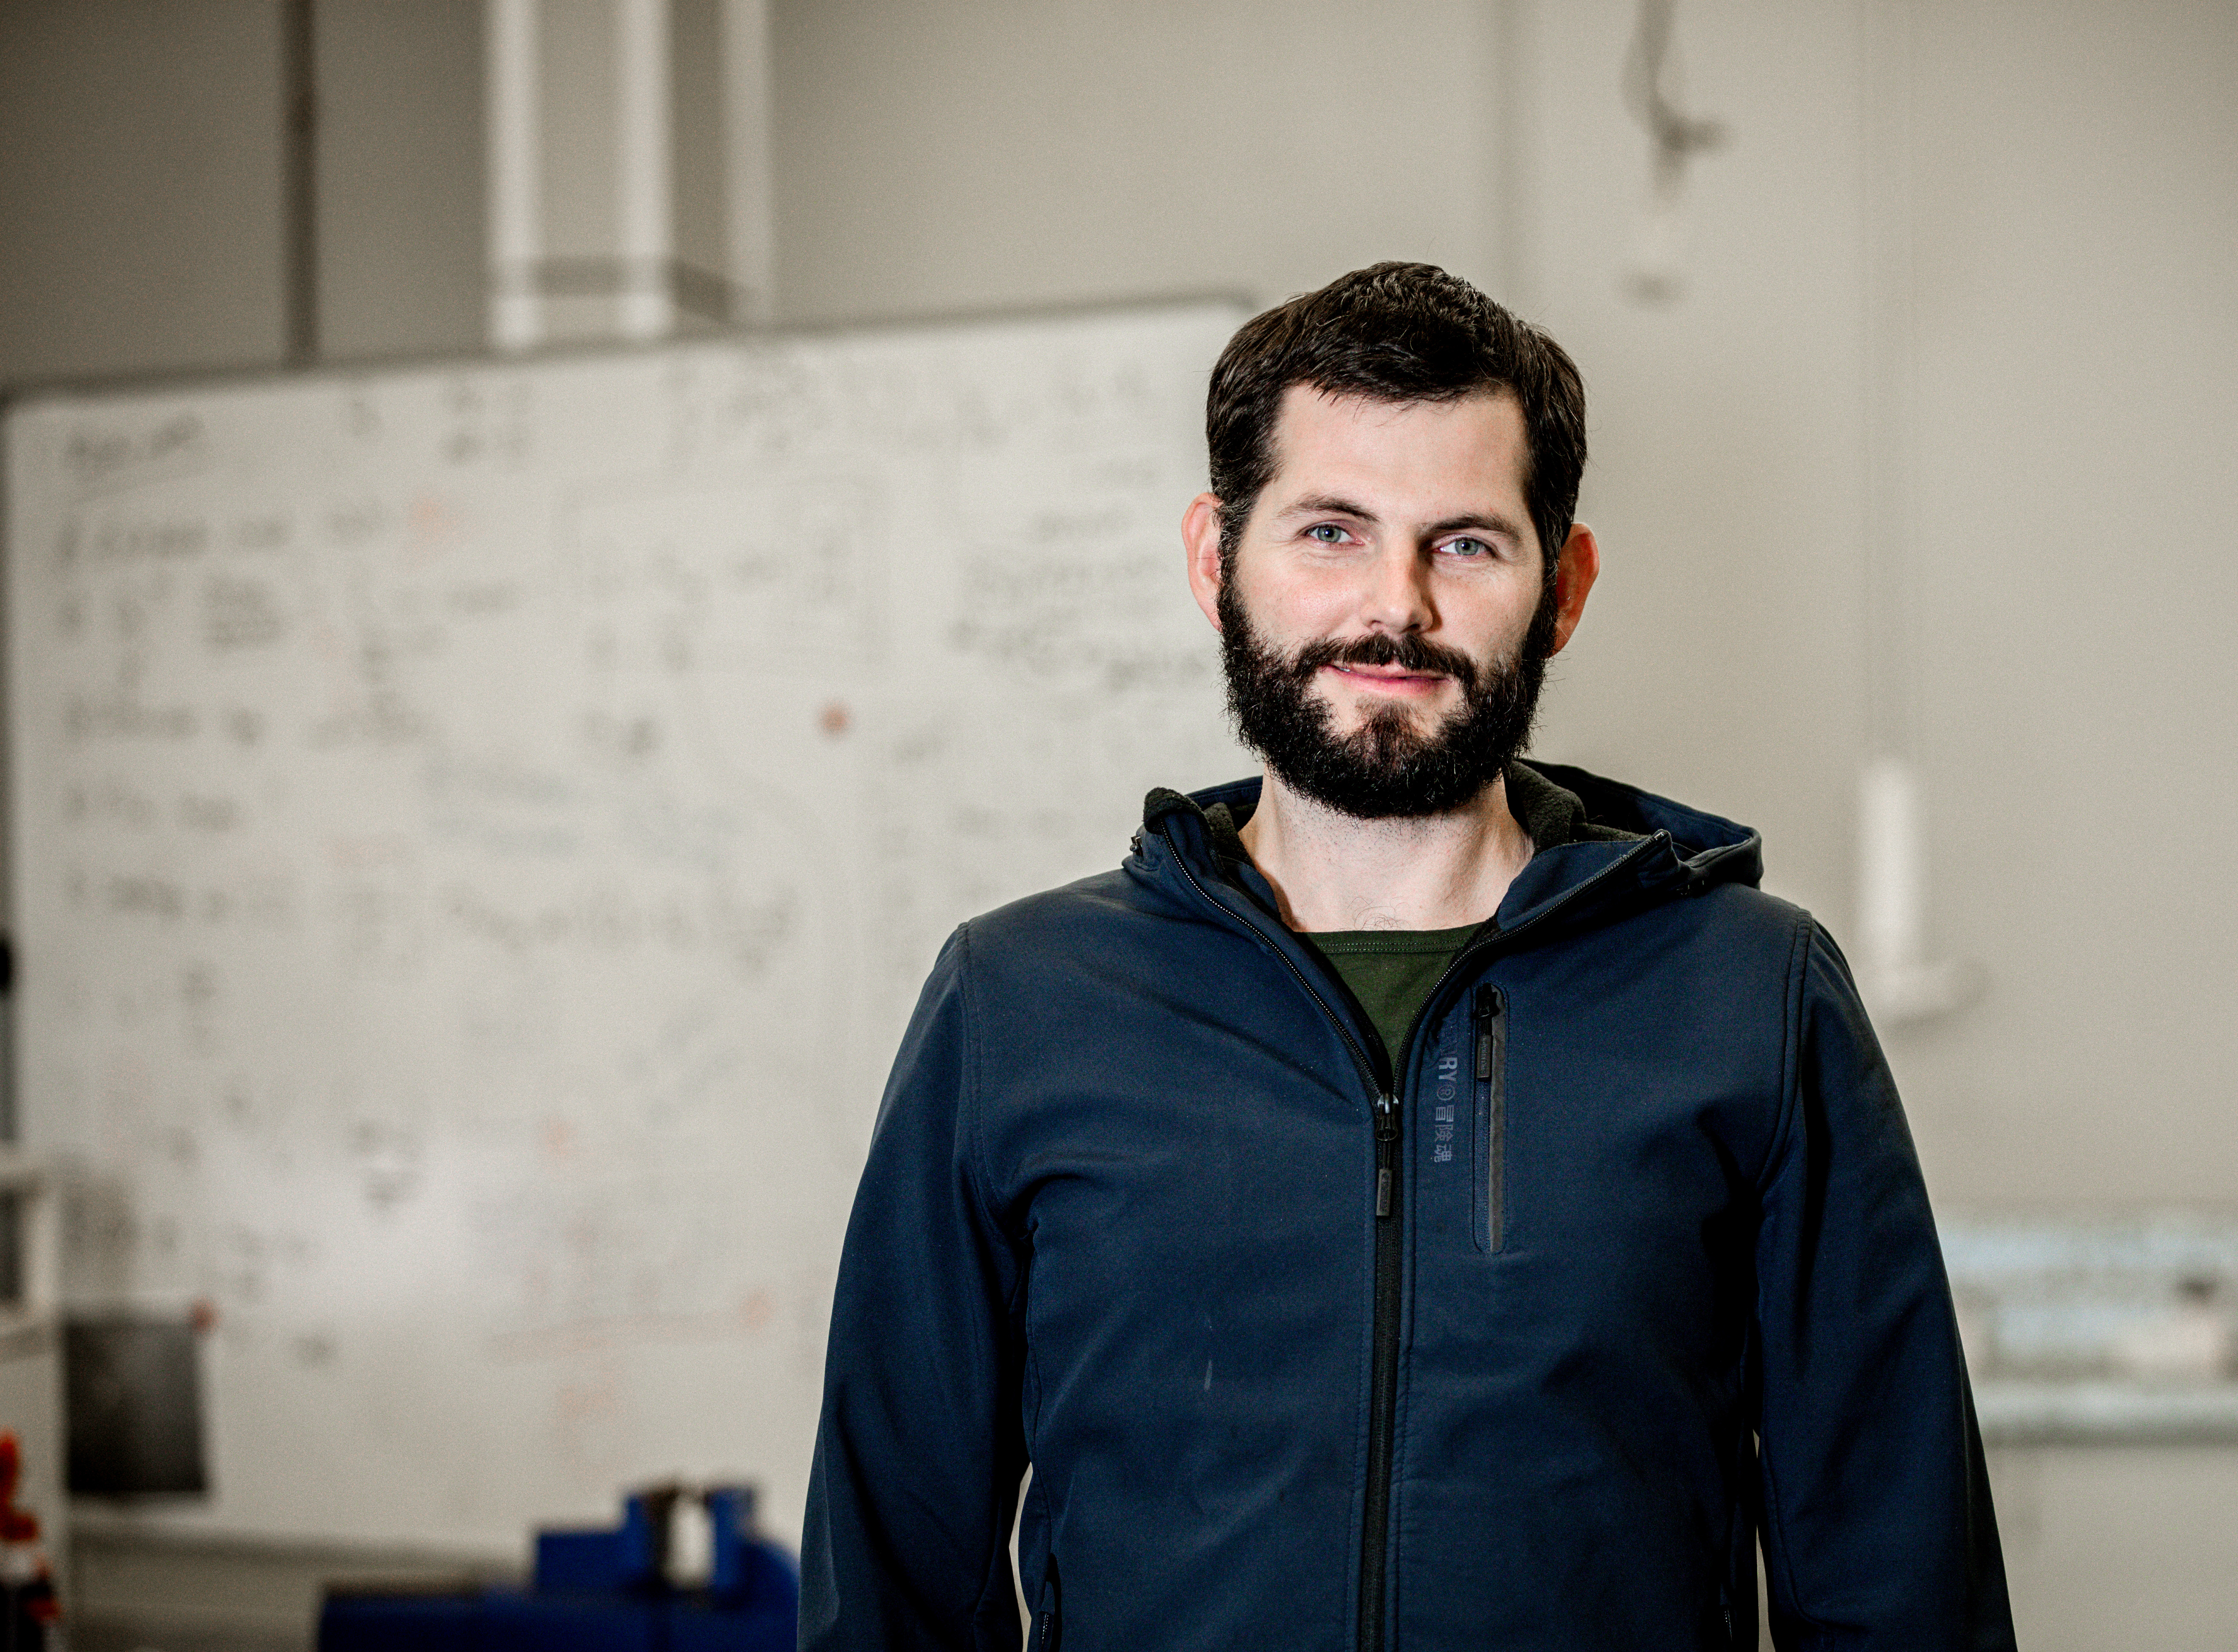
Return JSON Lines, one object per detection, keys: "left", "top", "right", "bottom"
{"left": 802, "top": 264, "right": 2013, "bottom": 1652}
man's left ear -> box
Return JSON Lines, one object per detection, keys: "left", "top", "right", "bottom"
{"left": 1548, "top": 524, "right": 1599, "bottom": 657}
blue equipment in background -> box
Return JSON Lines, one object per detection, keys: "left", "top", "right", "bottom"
{"left": 319, "top": 1483, "right": 797, "bottom": 1651}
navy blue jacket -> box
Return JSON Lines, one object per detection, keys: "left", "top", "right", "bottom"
{"left": 802, "top": 766, "right": 2013, "bottom": 1651}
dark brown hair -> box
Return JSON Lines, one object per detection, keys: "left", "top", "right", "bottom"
{"left": 1205, "top": 262, "right": 1587, "bottom": 575}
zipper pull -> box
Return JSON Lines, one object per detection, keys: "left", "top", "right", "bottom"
{"left": 1373, "top": 1091, "right": 1399, "bottom": 1217}
{"left": 1473, "top": 985, "right": 1504, "bottom": 1080}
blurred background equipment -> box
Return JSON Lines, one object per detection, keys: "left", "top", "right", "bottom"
{"left": 319, "top": 1482, "right": 797, "bottom": 1651}
{"left": 1946, "top": 1216, "right": 2238, "bottom": 1433}
{"left": 61, "top": 1314, "right": 208, "bottom": 1500}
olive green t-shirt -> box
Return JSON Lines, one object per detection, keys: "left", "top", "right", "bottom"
{"left": 1197, "top": 762, "right": 1641, "bottom": 1070}
{"left": 1311, "top": 926, "right": 1482, "bottom": 1070}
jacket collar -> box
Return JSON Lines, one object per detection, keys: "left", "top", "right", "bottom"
{"left": 1140, "top": 762, "right": 1763, "bottom": 944}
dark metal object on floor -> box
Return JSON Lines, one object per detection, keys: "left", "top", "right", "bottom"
{"left": 319, "top": 1485, "right": 798, "bottom": 1651}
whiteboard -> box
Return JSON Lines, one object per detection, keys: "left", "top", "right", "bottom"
{"left": 3, "top": 303, "right": 1248, "bottom": 1551}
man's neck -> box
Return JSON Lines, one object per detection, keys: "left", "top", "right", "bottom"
{"left": 1236, "top": 769, "right": 1535, "bottom": 933}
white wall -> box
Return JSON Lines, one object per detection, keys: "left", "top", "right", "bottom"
{"left": 0, "top": 0, "right": 289, "bottom": 386}
{"left": 1509, "top": 0, "right": 1871, "bottom": 951}
{"left": 767, "top": 0, "right": 1506, "bottom": 323}
{"left": 0, "top": 0, "right": 486, "bottom": 386}
{"left": 1994, "top": 1445, "right": 2238, "bottom": 1652}
{"left": 1897, "top": 0, "right": 2238, "bottom": 1208}
{"left": 314, "top": 0, "right": 487, "bottom": 362}
{"left": 769, "top": 0, "right": 2238, "bottom": 1217}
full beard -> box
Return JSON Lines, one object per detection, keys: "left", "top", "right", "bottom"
{"left": 1217, "top": 575, "right": 1558, "bottom": 821}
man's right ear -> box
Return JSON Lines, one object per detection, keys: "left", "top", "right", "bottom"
{"left": 1182, "top": 492, "right": 1227, "bottom": 632}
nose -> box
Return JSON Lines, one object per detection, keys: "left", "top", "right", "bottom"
{"left": 1359, "top": 542, "right": 1435, "bottom": 635}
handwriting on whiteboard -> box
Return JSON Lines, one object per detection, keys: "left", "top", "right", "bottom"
{"left": 6, "top": 304, "right": 1249, "bottom": 1549}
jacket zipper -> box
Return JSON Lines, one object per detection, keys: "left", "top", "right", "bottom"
{"left": 1358, "top": 1084, "right": 1405, "bottom": 1652}
{"left": 1155, "top": 825, "right": 1399, "bottom": 1649}
{"left": 1155, "top": 817, "right": 1669, "bottom": 1652}
{"left": 1472, "top": 985, "right": 1506, "bottom": 1254}
{"left": 1358, "top": 941, "right": 1497, "bottom": 1652}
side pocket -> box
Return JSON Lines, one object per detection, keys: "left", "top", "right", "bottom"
{"left": 1035, "top": 1559, "right": 1062, "bottom": 1651}
{"left": 1699, "top": 1594, "right": 1742, "bottom": 1649}
{"left": 1472, "top": 985, "right": 1506, "bottom": 1255}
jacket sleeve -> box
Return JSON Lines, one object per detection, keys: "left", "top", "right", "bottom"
{"left": 1753, "top": 922, "right": 2014, "bottom": 1650}
{"left": 801, "top": 925, "right": 1030, "bottom": 1651}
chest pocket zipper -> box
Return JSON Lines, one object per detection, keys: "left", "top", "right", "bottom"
{"left": 1473, "top": 985, "right": 1506, "bottom": 1255}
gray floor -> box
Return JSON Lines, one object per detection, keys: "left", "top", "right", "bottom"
{"left": 66, "top": 1524, "right": 516, "bottom": 1652}
{"left": 74, "top": 1623, "right": 304, "bottom": 1652}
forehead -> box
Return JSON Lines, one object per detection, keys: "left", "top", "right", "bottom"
{"left": 1264, "top": 384, "right": 1530, "bottom": 515}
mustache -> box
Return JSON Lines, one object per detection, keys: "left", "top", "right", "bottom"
{"left": 1288, "top": 631, "right": 1480, "bottom": 692}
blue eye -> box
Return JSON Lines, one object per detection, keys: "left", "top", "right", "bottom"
{"left": 1444, "top": 537, "right": 1492, "bottom": 558}
{"left": 1308, "top": 523, "right": 1347, "bottom": 544}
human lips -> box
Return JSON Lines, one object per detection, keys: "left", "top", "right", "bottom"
{"left": 1324, "top": 661, "right": 1450, "bottom": 695}
{"left": 1290, "top": 631, "right": 1479, "bottom": 694}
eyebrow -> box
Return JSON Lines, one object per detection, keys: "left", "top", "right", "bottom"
{"left": 1275, "top": 493, "right": 1528, "bottom": 542}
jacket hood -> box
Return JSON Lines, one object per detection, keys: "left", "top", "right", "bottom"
{"left": 1139, "top": 760, "right": 1764, "bottom": 946}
